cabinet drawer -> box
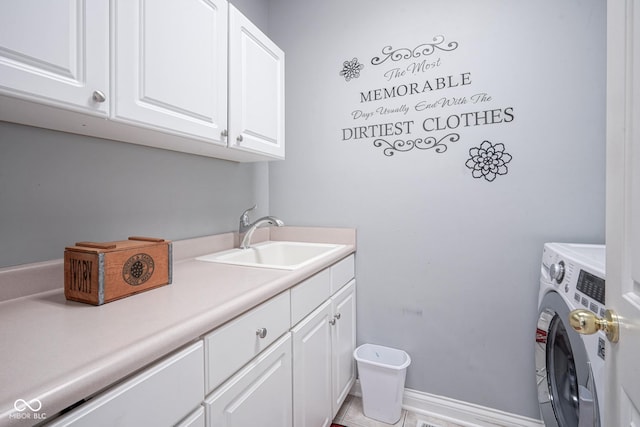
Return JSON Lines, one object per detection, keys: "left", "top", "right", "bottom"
{"left": 291, "top": 268, "right": 331, "bottom": 326}
{"left": 204, "top": 334, "right": 292, "bottom": 427}
{"left": 204, "top": 291, "right": 290, "bottom": 393}
{"left": 331, "top": 255, "right": 355, "bottom": 294}
{"left": 48, "top": 342, "right": 204, "bottom": 427}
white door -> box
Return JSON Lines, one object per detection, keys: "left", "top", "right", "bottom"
{"left": 292, "top": 301, "right": 333, "bottom": 427}
{"left": 228, "top": 5, "right": 285, "bottom": 159}
{"left": 0, "top": 0, "right": 109, "bottom": 115}
{"left": 331, "top": 280, "right": 357, "bottom": 417}
{"left": 113, "top": 0, "right": 227, "bottom": 144}
{"left": 605, "top": 0, "right": 640, "bottom": 425}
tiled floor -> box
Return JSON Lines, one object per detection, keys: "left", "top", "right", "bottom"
{"left": 333, "top": 395, "right": 464, "bottom": 427}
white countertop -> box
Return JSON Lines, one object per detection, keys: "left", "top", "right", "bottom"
{"left": 0, "top": 227, "right": 356, "bottom": 426}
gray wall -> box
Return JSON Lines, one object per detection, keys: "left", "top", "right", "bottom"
{"left": 0, "top": 122, "right": 268, "bottom": 267}
{"left": 0, "top": 0, "right": 271, "bottom": 268}
{"left": 232, "top": 0, "right": 269, "bottom": 30}
{"left": 267, "top": 0, "right": 605, "bottom": 420}
{"left": 0, "top": 0, "right": 606, "bottom": 421}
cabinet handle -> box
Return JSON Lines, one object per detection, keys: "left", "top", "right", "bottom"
{"left": 221, "top": 129, "right": 228, "bottom": 138}
{"left": 92, "top": 90, "right": 106, "bottom": 103}
{"left": 330, "top": 313, "right": 341, "bottom": 326}
{"left": 236, "top": 135, "right": 243, "bottom": 142}
{"left": 256, "top": 328, "right": 267, "bottom": 339}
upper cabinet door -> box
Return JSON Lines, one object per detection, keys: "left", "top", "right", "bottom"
{"left": 0, "top": 0, "right": 109, "bottom": 115}
{"left": 228, "top": 5, "right": 285, "bottom": 159}
{"left": 112, "top": 0, "right": 228, "bottom": 145}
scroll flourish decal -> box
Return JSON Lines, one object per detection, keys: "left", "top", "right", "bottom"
{"left": 373, "top": 133, "right": 460, "bottom": 157}
{"left": 371, "top": 35, "right": 459, "bottom": 65}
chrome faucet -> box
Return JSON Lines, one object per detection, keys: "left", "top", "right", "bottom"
{"left": 239, "top": 205, "right": 284, "bottom": 249}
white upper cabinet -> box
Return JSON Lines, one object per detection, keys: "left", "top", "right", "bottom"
{"left": 113, "top": 0, "right": 227, "bottom": 145}
{"left": 228, "top": 5, "right": 285, "bottom": 159}
{"left": 0, "top": 0, "right": 109, "bottom": 115}
{"left": 0, "top": 0, "right": 284, "bottom": 162}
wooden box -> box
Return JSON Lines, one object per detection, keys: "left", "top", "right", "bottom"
{"left": 64, "top": 236, "right": 172, "bottom": 305}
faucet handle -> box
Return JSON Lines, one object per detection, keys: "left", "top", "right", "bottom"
{"left": 240, "top": 204, "right": 257, "bottom": 228}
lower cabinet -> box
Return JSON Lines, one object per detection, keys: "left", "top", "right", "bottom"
{"left": 204, "top": 334, "right": 293, "bottom": 427}
{"left": 292, "top": 279, "right": 357, "bottom": 427}
{"left": 203, "top": 291, "right": 291, "bottom": 394}
{"left": 292, "top": 301, "right": 333, "bottom": 427}
{"left": 47, "top": 254, "right": 355, "bottom": 427}
{"left": 331, "top": 280, "right": 357, "bottom": 415}
{"left": 48, "top": 342, "right": 205, "bottom": 427}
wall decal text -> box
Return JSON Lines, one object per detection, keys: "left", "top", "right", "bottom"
{"left": 359, "top": 73, "right": 471, "bottom": 102}
{"left": 339, "top": 35, "right": 516, "bottom": 163}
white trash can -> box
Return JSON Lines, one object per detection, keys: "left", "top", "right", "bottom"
{"left": 353, "top": 344, "right": 411, "bottom": 424}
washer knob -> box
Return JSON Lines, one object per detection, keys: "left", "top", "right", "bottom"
{"left": 549, "top": 261, "right": 565, "bottom": 284}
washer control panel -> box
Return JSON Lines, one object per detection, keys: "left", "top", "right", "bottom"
{"left": 542, "top": 243, "right": 606, "bottom": 317}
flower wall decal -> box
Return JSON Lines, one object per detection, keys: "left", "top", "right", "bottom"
{"left": 465, "top": 140, "right": 512, "bottom": 182}
{"left": 339, "top": 58, "right": 364, "bottom": 81}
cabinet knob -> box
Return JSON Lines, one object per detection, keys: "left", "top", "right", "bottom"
{"left": 256, "top": 328, "right": 267, "bottom": 339}
{"left": 221, "top": 129, "right": 228, "bottom": 138}
{"left": 334, "top": 313, "right": 341, "bottom": 320}
{"left": 237, "top": 135, "right": 244, "bottom": 142}
{"left": 329, "top": 319, "right": 336, "bottom": 326}
{"left": 92, "top": 90, "right": 106, "bottom": 103}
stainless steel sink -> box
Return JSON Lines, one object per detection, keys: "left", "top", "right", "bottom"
{"left": 196, "top": 241, "right": 345, "bottom": 270}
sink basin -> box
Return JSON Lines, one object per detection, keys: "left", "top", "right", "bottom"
{"left": 196, "top": 241, "right": 346, "bottom": 270}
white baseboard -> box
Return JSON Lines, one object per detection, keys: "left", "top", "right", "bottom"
{"left": 350, "top": 381, "right": 543, "bottom": 427}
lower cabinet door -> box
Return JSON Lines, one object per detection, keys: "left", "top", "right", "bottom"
{"left": 292, "top": 300, "right": 333, "bottom": 427}
{"left": 205, "top": 334, "right": 292, "bottom": 427}
{"left": 331, "top": 280, "right": 357, "bottom": 417}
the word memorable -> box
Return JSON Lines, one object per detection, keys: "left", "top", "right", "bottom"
{"left": 360, "top": 72, "right": 471, "bottom": 103}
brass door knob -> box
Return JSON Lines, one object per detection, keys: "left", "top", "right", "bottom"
{"left": 569, "top": 308, "right": 619, "bottom": 343}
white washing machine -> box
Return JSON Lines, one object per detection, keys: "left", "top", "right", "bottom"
{"left": 536, "top": 243, "right": 606, "bottom": 427}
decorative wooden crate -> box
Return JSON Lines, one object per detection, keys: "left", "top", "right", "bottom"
{"left": 64, "top": 236, "right": 172, "bottom": 305}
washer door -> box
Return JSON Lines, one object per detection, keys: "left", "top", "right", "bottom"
{"left": 536, "top": 291, "right": 599, "bottom": 427}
